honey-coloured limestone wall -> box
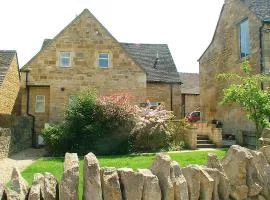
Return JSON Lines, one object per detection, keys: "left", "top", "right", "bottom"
{"left": 0, "top": 55, "right": 20, "bottom": 115}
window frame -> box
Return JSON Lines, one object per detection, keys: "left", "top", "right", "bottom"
{"left": 60, "top": 52, "right": 71, "bottom": 68}
{"left": 239, "top": 19, "right": 250, "bottom": 59}
{"left": 98, "top": 53, "right": 110, "bottom": 68}
{"left": 35, "top": 95, "right": 45, "bottom": 113}
{"left": 68, "top": 95, "right": 76, "bottom": 105}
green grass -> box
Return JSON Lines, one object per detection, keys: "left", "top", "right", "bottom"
{"left": 21, "top": 149, "right": 227, "bottom": 198}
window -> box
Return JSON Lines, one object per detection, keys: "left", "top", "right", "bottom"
{"left": 69, "top": 95, "right": 76, "bottom": 105}
{"left": 35, "top": 95, "right": 45, "bottom": 113}
{"left": 239, "top": 19, "right": 250, "bottom": 59}
{"left": 98, "top": 53, "right": 109, "bottom": 68}
{"left": 60, "top": 52, "right": 71, "bottom": 67}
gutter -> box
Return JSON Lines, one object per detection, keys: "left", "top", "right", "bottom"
{"left": 24, "top": 70, "right": 37, "bottom": 148}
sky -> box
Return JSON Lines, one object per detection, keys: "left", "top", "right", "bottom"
{"left": 0, "top": 0, "right": 224, "bottom": 73}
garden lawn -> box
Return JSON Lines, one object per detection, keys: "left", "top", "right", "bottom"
{"left": 22, "top": 149, "right": 227, "bottom": 198}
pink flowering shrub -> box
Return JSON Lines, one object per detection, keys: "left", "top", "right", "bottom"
{"left": 129, "top": 105, "right": 175, "bottom": 152}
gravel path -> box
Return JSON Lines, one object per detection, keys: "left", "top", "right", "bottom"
{"left": 0, "top": 148, "right": 46, "bottom": 184}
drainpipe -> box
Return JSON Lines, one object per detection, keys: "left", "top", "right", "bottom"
{"left": 259, "top": 22, "right": 265, "bottom": 90}
{"left": 24, "top": 69, "right": 37, "bottom": 148}
{"left": 170, "top": 84, "right": 173, "bottom": 111}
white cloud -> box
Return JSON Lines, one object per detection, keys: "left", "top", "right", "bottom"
{"left": 0, "top": 0, "right": 224, "bottom": 73}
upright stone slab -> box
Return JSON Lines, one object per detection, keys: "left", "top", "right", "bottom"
{"left": 44, "top": 172, "right": 58, "bottom": 200}
{"left": 182, "top": 166, "right": 201, "bottom": 200}
{"left": 28, "top": 173, "right": 44, "bottom": 200}
{"left": 83, "top": 152, "right": 102, "bottom": 200}
{"left": 199, "top": 167, "right": 214, "bottom": 200}
{"left": 138, "top": 169, "right": 161, "bottom": 200}
{"left": 101, "top": 167, "right": 122, "bottom": 200}
{"left": 170, "top": 161, "right": 189, "bottom": 200}
{"left": 0, "top": 183, "right": 6, "bottom": 200}
{"left": 60, "top": 153, "right": 79, "bottom": 200}
{"left": 118, "top": 168, "right": 144, "bottom": 200}
{"left": 150, "top": 153, "right": 174, "bottom": 200}
{"left": 6, "top": 168, "right": 29, "bottom": 200}
{"left": 260, "top": 146, "right": 270, "bottom": 165}
{"left": 221, "top": 145, "right": 250, "bottom": 200}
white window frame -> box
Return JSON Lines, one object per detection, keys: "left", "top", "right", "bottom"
{"left": 239, "top": 19, "right": 250, "bottom": 59}
{"left": 60, "top": 52, "right": 71, "bottom": 67}
{"left": 35, "top": 95, "right": 45, "bottom": 113}
{"left": 68, "top": 95, "right": 76, "bottom": 105}
{"left": 98, "top": 53, "right": 110, "bottom": 68}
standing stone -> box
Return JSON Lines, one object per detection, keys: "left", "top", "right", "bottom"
{"left": 101, "top": 167, "right": 122, "bottom": 200}
{"left": 150, "top": 153, "right": 174, "bottom": 200}
{"left": 203, "top": 168, "right": 220, "bottom": 200}
{"left": 221, "top": 145, "right": 250, "bottom": 200}
{"left": 248, "top": 150, "right": 270, "bottom": 198}
{"left": 44, "top": 172, "right": 58, "bottom": 200}
{"left": 199, "top": 167, "right": 214, "bottom": 200}
{"left": 6, "top": 168, "right": 29, "bottom": 200}
{"left": 118, "top": 168, "right": 144, "bottom": 200}
{"left": 259, "top": 146, "right": 270, "bottom": 165}
{"left": 0, "top": 183, "right": 6, "bottom": 200}
{"left": 83, "top": 153, "right": 102, "bottom": 200}
{"left": 28, "top": 173, "right": 44, "bottom": 200}
{"left": 170, "top": 161, "right": 189, "bottom": 200}
{"left": 60, "top": 153, "right": 79, "bottom": 200}
{"left": 138, "top": 169, "right": 161, "bottom": 200}
{"left": 206, "top": 153, "right": 231, "bottom": 200}
{"left": 182, "top": 166, "right": 201, "bottom": 200}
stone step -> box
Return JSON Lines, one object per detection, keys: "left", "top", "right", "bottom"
{"left": 197, "top": 144, "right": 217, "bottom": 148}
{"left": 197, "top": 139, "right": 212, "bottom": 144}
{"left": 197, "top": 135, "right": 209, "bottom": 140}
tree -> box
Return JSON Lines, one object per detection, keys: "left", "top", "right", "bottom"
{"left": 218, "top": 61, "right": 270, "bottom": 141}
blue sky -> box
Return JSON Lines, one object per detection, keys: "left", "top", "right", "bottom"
{"left": 0, "top": 0, "right": 224, "bottom": 73}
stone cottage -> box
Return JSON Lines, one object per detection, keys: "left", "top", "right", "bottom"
{"left": 199, "top": 0, "right": 270, "bottom": 135}
{"left": 20, "top": 9, "right": 181, "bottom": 142}
{"left": 0, "top": 51, "right": 20, "bottom": 115}
{"left": 179, "top": 72, "right": 200, "bottom": 117}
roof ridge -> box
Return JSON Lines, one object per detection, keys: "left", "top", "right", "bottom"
{"left": 120, "top": 42, "right": 168, "bottom": 45}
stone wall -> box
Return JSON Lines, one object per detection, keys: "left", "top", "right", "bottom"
{"left": 146, "top": 83, "right": 181, "bottom": 118}
{"left": 0, "top": 55, "right": 20, "bottom": 115}
{"left": 182, "top": 94, "right": 200, "bottom": 117}
{"left": 2, "top": 145, "right": 270, "bottom": 200}
{"left": 199, "top": 0, "right": 263, "bottom": 135}
{"left": 0, "top": 114, "right": 32, "bottom": 158}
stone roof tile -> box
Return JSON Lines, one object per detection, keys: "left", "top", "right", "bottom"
{"left": 0, "top": 51, "right": 16, "bottom": 86}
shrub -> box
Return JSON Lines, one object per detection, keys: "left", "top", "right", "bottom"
{"left": 168, "top": 119, "right": 191, "bottom": 145}
{"left": 129, "top": 105, "right": 174, "bottom": 152}
{"left": 42, "top": 91, "right": 136, "bottom": 155}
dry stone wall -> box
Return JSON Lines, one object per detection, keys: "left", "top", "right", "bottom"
{"left": 2, "top": 145, "right": 270, "bottom": 200}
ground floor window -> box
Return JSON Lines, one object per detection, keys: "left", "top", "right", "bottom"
{"left": 35, "top": 95, "right": 45, "bottom": 113}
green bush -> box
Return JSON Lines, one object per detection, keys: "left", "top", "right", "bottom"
{"left": 42, "top": 91, "right": 135, "bottom": 155}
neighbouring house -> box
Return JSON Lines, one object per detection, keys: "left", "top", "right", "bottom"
{"left": 20, "top": 9, "right": 181, "bottom": 144}
{"left": 199, "top": 0, "right": 270, "bottom": 137}
{"left": 0, "top": 50, "right": 20, "bottom": 115}
{"left": 179, "top": 72, "right": 200, "bottom": 117}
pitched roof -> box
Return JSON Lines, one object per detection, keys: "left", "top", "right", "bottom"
{"left": 121, "top": 43, "right": 181, "bottom": 83}
{"left": 241, "top": 0, "right": 270, "bottom": 21}
{"left": 0, "top": 51, "right": 16, "bottom": 86}
{"left": 179, "top": 72, "right": 199, "bottom": 94}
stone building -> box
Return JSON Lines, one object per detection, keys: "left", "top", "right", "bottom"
{"left": 0, "top": 51, "right": 20, "bottom": 115}
{"left": 199, "top": 0, "right": 270, "bottom": 135}
{"left": 179, "top": 72, "right": 200, "bottom": 117}
{"left": 20, "top": 9, "right": 181, "bottom": 142}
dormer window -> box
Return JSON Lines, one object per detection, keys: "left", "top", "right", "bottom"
{"left": 239, "top": 19, "right": 250, "bottom": 59}
{"left": 98, "top": 53, "right": 109, "bottom": 68}
{"left": 60, "top": 52, "right": 71, "bottom": 67}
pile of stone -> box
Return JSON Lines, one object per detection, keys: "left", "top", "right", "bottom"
{"left": 1, "top": 145, "right": 270, "bottom": 200}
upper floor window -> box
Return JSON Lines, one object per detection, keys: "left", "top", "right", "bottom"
{"left": 98, "top": 53, "right": 109, "bottom": 68}
{"left": 239, "top": 19, "right": 250, "bottom": 59}
{"left": 35, "top": 95, "right": 45, "bottom": 113}
{"left": 60, "top": 52, "right": 71, "bottom": 67}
